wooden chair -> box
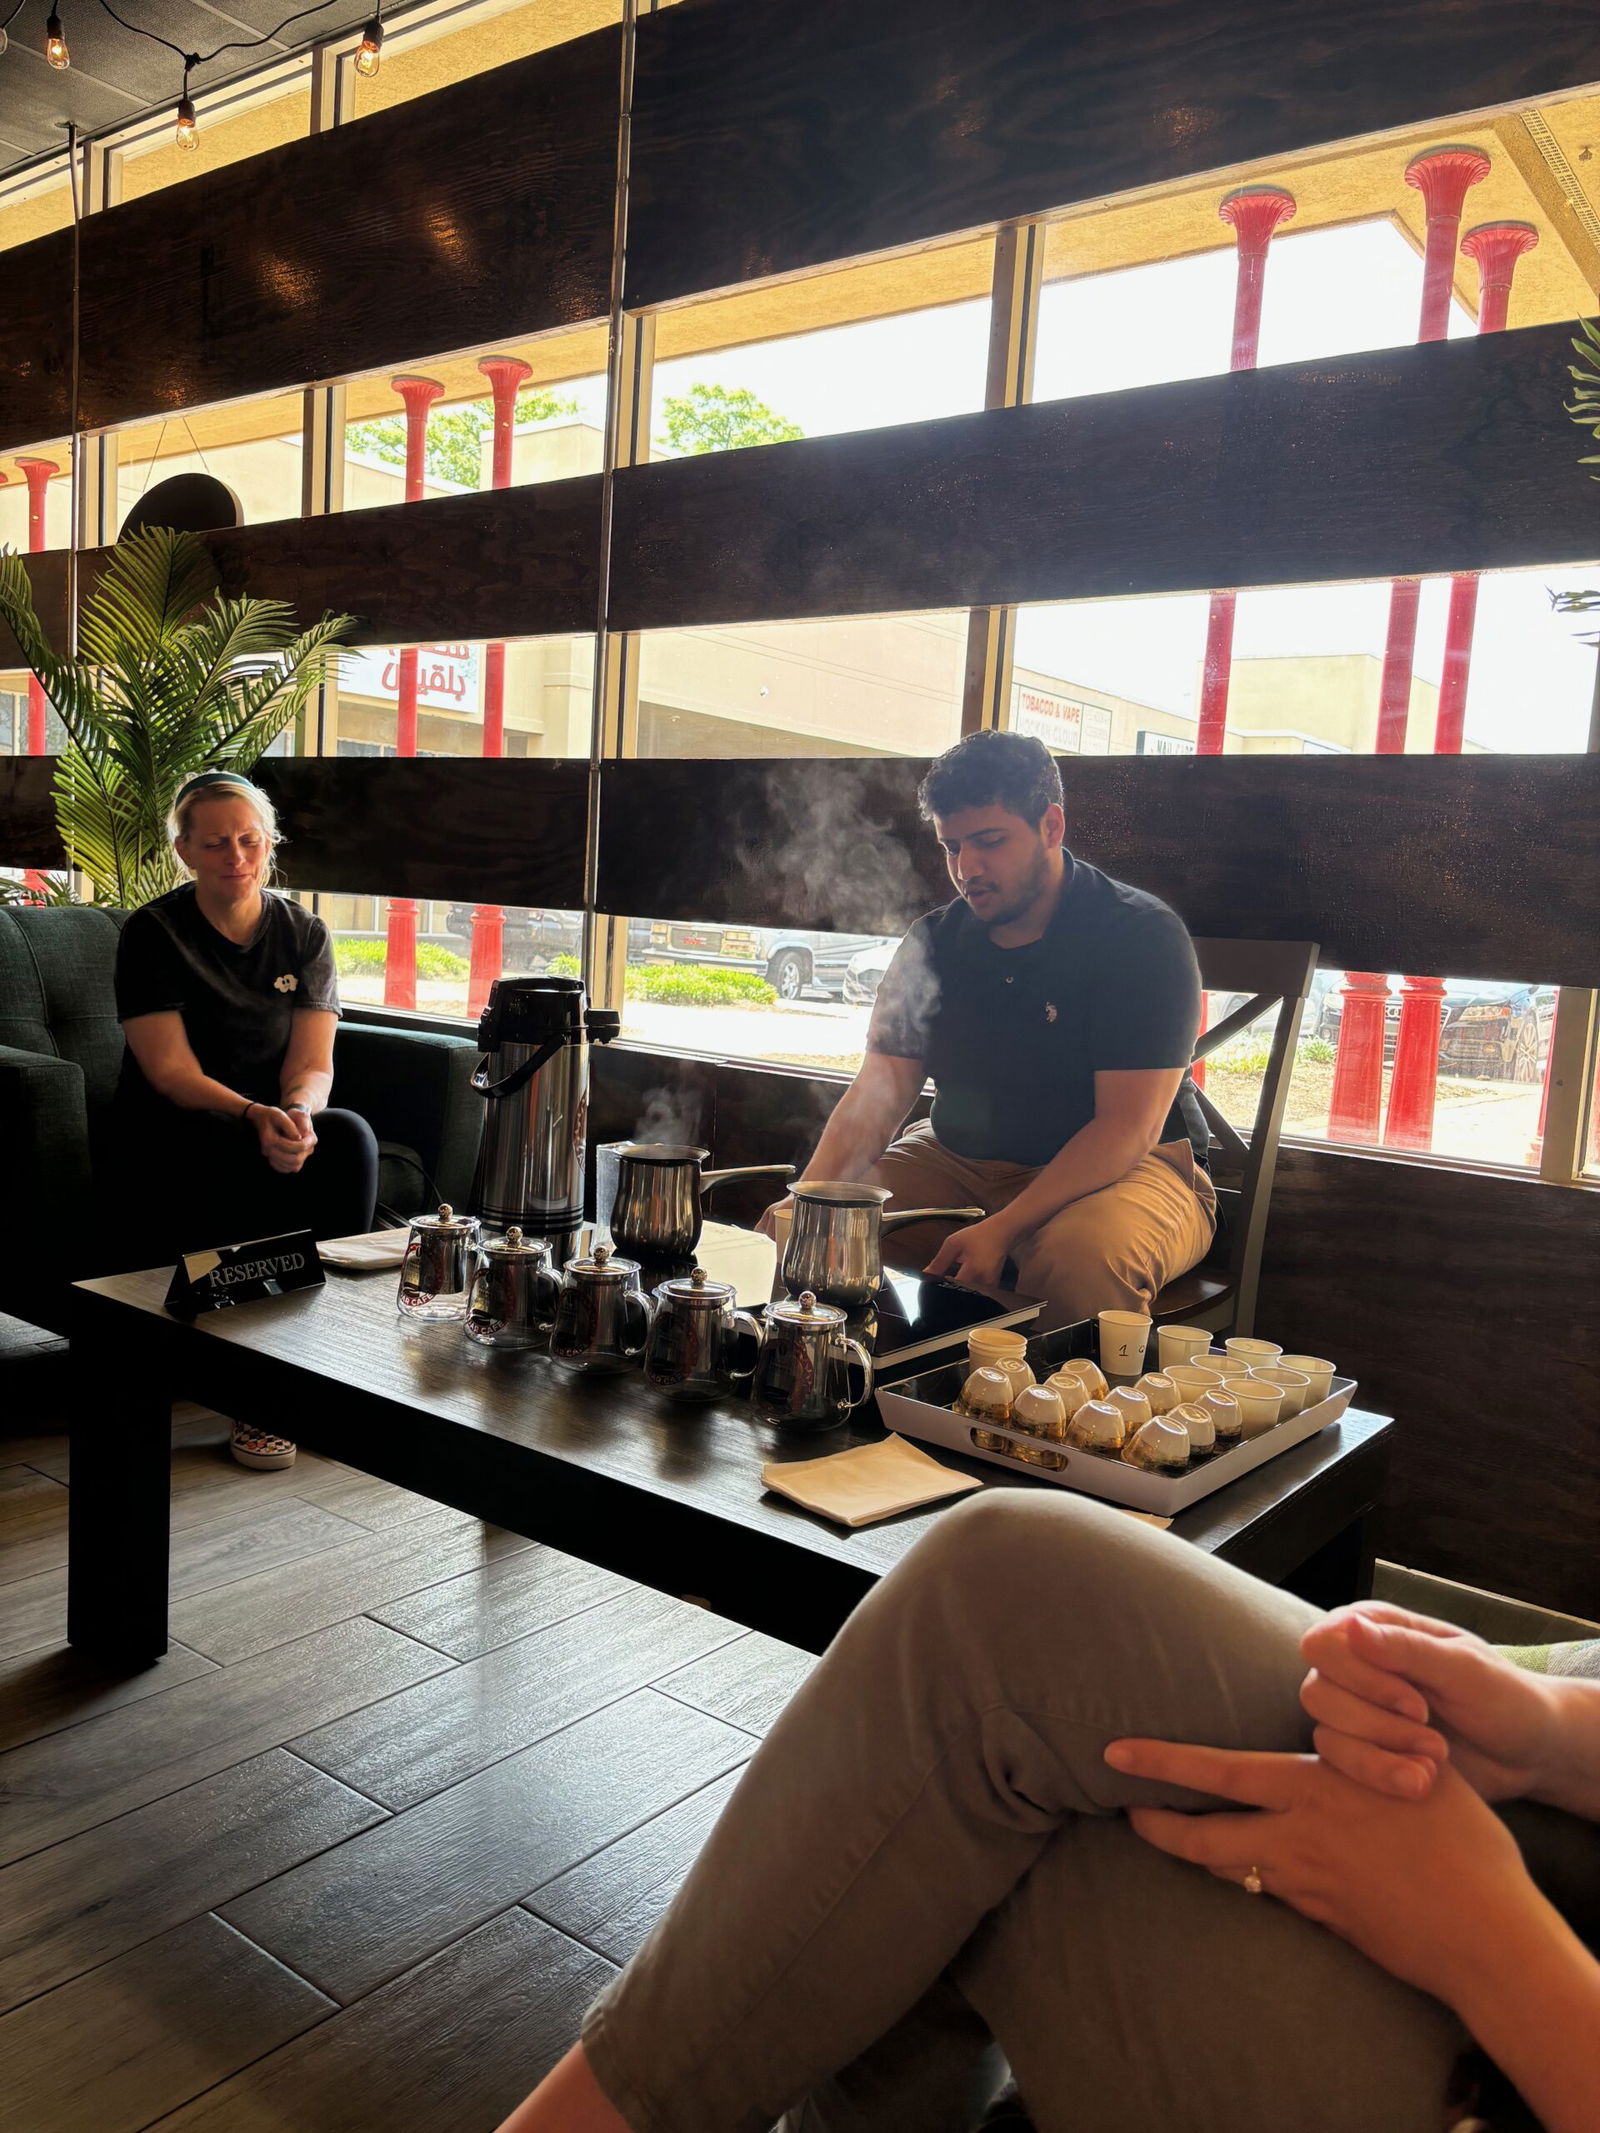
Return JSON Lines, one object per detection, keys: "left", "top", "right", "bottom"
{"left": 1151, "top": 937, "right": 1320, "bottom": 1340}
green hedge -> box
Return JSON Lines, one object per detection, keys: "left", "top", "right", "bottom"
{"left": 333, "top": 937, "right": 470, "bottom": 980}
{"left": 549, "top": 952, "right": 776, "bottom": 1006}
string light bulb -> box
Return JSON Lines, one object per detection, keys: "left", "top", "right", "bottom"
{"left": 175, "top": 93, "right": 198, "bottom": 149}
{"left": 44, "top": 8, "right": 69, "bottom": 67}
{"left": 353, "top": 12, "right": 383, "bottom": 76}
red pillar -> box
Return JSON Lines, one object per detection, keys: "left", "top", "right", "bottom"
{"left": 1375, "top": 146, "right": 1490, "bottom": 752}
{"left": 1433, "top": 222, "right": 1538, "bottom": 755}
{"left": 384, "top": 376, "right": 444, "bottom": 1012}
{"left": 1382, "top": 975, "right": 1448, "bottom": 1149}
{"left": 16, "top": 457, "right": 59, "bottom": 756}
{"left": 468, "top": 355, "right": 532, "bottom": 1019}
{"left": 1327, "top": 973, "right": 1391, "bottom": 1143}
{"left": 1196, "top": 186, "right": 1296, "bottom": 756}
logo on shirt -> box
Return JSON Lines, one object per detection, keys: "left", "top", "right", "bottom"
{"left": 1044, "top": 1001, "right": 1058, "bottom": 1023}
{"left": 274, "top": 973, "right": 299, "bottom": 994}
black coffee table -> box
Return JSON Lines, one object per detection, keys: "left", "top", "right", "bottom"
{"left": 68, "top": 1261, "right": 1390, "bottom": 1665}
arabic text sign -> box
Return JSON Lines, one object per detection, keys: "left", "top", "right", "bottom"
{"left": 342, "top": 643, "right": 482, "bottom": 716}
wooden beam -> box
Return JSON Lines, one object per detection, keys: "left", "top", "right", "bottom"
{"left": 609, "top": 320, "right": 1600, "bottom": 628}
{"left": 0, "top": 227, "right": 73, "bottom": 456}
{"left": 64, "top": 478, "right": 604, "bottom": 648}
{"left": 67, "top": 27, "right": 621, "bottom": 437}
{"left": 596, "top": 753, "right": 1600, "bottom": 988}
{"left": 251, "top": 759, "right": 591, "bottom": 905}
{"left": 629, "top": 0, "right": 1600, "bottom": 307}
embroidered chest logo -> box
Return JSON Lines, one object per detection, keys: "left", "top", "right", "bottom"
{"left": 274, "top": 973, "right": 299, "bottom": 994}
{"left": 1044, "top": 1002, "right": 1059, "bottom": 1023}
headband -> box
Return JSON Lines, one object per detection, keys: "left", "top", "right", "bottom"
{"left": 173, "top": 769, "right": 255, "bottom": 808}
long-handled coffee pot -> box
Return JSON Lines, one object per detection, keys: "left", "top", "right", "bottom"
{"left": 780, "top": 1181, "right": 984, "bottom": 1306}
{"left": 608, "top": 1142, "right": 795, "bottom": 1260}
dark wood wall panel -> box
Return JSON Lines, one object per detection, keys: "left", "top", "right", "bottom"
{"left": 597, "top": 755, "right": 1600, "bottom": 988}
{"left": 69, "top": 477, "right": 604, "bottom": 648}
{"left": 0, "top": 758, "right": 64, "bottom": 867}
{"left": 592, "top": 1041, "right": 1600, "bottom": 1619}
{"left": 72, "top": 28, "right": 620, "bottom": 434}
{"left": 611, "top": 321, "right": 1597, "bottom": 629}
{"left": 0, "top": 757, "right": 592, "bottom": 900}
{"left": 0, "top": 552, "right": 71, "bottom": 669}
{"left": 253, "top": 759, "right": 589, "bottom": 905}
{"left": 1256, "top": 1146, "right": 1600, "bottom": 1621}
{"left": 0, "top": 227, "right": 73, "bottom": 455}
{"left": 629, "top": 0, "right": 1600, "bottom": 306}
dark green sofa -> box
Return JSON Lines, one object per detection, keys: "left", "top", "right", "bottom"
{"left": 0, "top": 904, "right": 483, "bottom": 1334}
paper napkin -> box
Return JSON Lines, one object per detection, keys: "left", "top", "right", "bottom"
{"left": 761, "top": 1434, "right": 984, "bottom": 1528}
{"left": 318, "top": 1226, "right": 411, "bottom": 1271}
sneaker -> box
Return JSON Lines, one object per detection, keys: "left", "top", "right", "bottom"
{"left": 231, "top": 1423, "right": 297, "bottom": 1471}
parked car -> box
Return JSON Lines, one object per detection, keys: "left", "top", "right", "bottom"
{"left": 843, "top": 937, "right": 898, "bottom": 1006}
{"left": 1311, "top": 977, "right": 1553, "bottom": 1081}
{"left": 642, "top": 921, "right": 898, "bottom": 1002}
{"left": 445, "top": 906, "right": 653, "bottom": 970}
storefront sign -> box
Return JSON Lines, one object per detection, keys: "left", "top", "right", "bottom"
{"left": 341, "top": 643, "right": 482, "bottom": 716}
{"left": 1013, "top": 686, "right": 1114, "bottom": 756}
{"left": 1136, "top": 730, "right": 1196, "bottom": 755}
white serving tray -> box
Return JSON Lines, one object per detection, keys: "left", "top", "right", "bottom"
{"left": 877, "top": 1375, "right": 1356, "bottom": 1514}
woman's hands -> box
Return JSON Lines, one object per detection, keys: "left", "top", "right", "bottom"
{"left": 1299, "top": 1601, "right": 1564, "bottom": 1804}
{"left": 1106, "top": 1735, "right": 1543, "bottom": 2011}
{"left": 250, "top": 1102, "right": 316, "bottom": 1175}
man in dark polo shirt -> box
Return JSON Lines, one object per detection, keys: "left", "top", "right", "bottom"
{"left": 791, "top": 730, "right": 1215, "bottom": 1326}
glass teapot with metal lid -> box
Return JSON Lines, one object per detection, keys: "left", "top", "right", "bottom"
{"left": 643, "top": 1264, "right": 763, "bottom": 1399}
{"left": 547, "top": 1243, "right": 653, "bottom": 1373}
{"left": 397, "top": 1203, "right": 481, "bottom": 1321}
{"left": 464, "top": 1226, "right": 559, "bottom": 1350}
{"left": 752, "top": 1290, "right": 874, "bottom": 1434}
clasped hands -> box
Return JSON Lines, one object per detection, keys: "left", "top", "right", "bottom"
{"left": 1105, "top": 1604, "right": 1565, "bottom": 2008}
{"left": 251, "top": 1103, "right": 317, "bottom": 1175}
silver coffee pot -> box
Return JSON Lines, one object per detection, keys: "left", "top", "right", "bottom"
{"left": 397, "top": 1203, "right": 482, "bottom": 1321}
{"left": 643, "top": 1265, "right": 763, "bottom": 1400}
{"left": 608, "top": 1143, "right": 796, "bottom": 1260}
{"left": 752, "top": 1290, "right": 874, "bottom": 1434}
{"left": 780, "top": 1183, "right": 984, "bottom": 1306}
{"left": 547, "top": 1243, "right": 653, "bottom": 1373}
{"left": 464, "top": 1226, "right": 559, "bottom": 1350}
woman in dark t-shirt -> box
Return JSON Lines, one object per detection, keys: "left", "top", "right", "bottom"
{"left": 114, "top": 770, "right": 379, "bottom": 1468}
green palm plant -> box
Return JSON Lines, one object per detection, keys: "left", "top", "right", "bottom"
{"left": 1553, "top": 317, "right": 1600, "bottom": 636}
{"left": 0, "top": 526, "right": 351, "bottom": 909}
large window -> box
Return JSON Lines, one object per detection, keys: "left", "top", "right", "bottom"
{"left": 111, "top": 61, "right": 312, "bottom": 201}
{"left": 346, "top": 0, "right": 624, "bottom": 121}
{"left": 110, "top": 393, "right": 308, "bottom": 537}
{"left": 343, "top": 331, "right": 608, "bottom": 505}
{"left": 635, "top": 611, "right": 968, "bottom": 759}
{"left": 1201, "top": 973, "right": 1555, "bottom": 1173}
{"left": 0, "top": 154, "right": 74, "bottom": 256}
{"left": 0, "top": 446, "right": 72, "bottom": 554}
{"left": 327, "top": 633, "right": 594, "bottom": 760}
{"left": 1010, "top": 569, "right": 1600, "bottom": 757}
{"left": 647, "top": 240, "right": 995, "bottom": 459}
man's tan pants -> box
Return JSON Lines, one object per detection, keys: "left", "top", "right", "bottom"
{"left": 582, "top": 1492, "right": 1487, "bottom": 2132}
{"left": 865, "top": 1120, "right": 1217, "bottom": 1326}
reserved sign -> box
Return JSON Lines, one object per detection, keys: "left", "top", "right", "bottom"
{"left": 165, "top": 1229, "right": 325, "bottom": 1318}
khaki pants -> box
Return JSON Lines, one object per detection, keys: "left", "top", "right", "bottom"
{"left": 582, "top": 1493, "right": 1483, "bottom": 2132}
{"left": 865, "top": 1121, "right": 1218, "bottom": 1328}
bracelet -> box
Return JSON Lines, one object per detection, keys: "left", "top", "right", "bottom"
{"left": 284, "top": 1101, "right": 311, "bottom": 1115}
{"left": 241, "top": 1099, "right": 258, "bottom": 1123}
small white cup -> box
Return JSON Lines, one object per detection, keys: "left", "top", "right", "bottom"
{"left": 1247, "top": 1366, "right": 1312, "bottom": 1418}
{"left": 1232, "top": 1380, "right": 1287, "bottom": 1437}
{"left": 969, "top": 1327, "right": 1028, "bottom": 1365}
{"left": 1225, "top": 1337, "right": 1283, "bottom": 1366}
{"left": 1156, "top": 1324, "right": 1213, "bottom": 1370}
{"left": 1278, "top": 1355, "right": 1336, "bottom": 1404}
{"left": 1053, "top": 1356, "right": 1109, "bottom": 1401}
{"left": 1207, "top": 1352, "right": 1254, "bottom": 1380}
{"left": 1167, "top": 1362, "right": 1224, "bottom": 1399}
{"left": 1107, "top": 1385, "right": 1152, "bottom": 1432}
{"left": 1098, "top": 1310, "right": 1152, "bottom": 1379}
{"left": 1134, "top": 1371, "right": 1180, "bottom": 1415}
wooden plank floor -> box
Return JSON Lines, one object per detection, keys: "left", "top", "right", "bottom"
{"left": 0, "top": 1400, "right": 812, "bottom": 2132}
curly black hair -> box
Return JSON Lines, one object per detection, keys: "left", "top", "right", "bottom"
{"left": 917, "top": 730, "right": 1063, "bottom": 826}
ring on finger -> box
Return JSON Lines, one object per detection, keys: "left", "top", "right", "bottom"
{"left": 1242, "top": 1867, "right": 1264, "bottom": 1896}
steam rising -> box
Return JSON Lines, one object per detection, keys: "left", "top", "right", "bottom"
{"left": 630, "top": 1083, "right": 706, "bottom": 1148}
